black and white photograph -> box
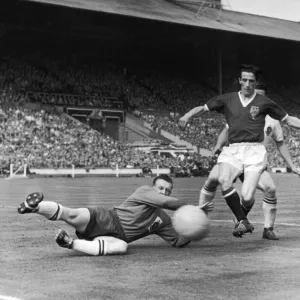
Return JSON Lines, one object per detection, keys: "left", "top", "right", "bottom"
{"left": 1, "top": 1, "right": 300, "bottom": 299}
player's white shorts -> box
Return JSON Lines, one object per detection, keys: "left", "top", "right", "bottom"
{"left": 217, "top": 143, "right": 267, "bottom": 173}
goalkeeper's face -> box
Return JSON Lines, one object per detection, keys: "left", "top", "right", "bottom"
{"left": 153, "top": 179, "right": 173, "bottom": 196}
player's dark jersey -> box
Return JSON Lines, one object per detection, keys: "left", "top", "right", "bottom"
{"left": 206, "top": 92, "right": 288, "bottom": 144}
{"left": 114, "top": 185, "right": 190, "bottom": 246}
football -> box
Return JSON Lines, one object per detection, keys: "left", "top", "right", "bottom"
{"left": 173, "top": 205, "right": 211, "bottom": 241}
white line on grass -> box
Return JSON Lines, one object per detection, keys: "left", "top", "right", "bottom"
{"left": 211, "top": 219, "right": 300, "bottom": 227}
{"left": 0, "top": 295, "right": 24, "bottom": 300}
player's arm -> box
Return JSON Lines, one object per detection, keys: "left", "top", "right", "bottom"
{"left": 179, "top": 105, "right": 208, "bottom": 127}
{"left": 271, "top": 120, "right": 300, "bottom": 175}
{"left": 283, "top": 115, "right": 300, "bottom": 130}
{"left": 276, "top": 141, "right": 300, "bottom": 175}
{"left": 140, "top": 189, "right": 187, "bottom": 211}
{"left": 266, "top": 98, "right": 300, "bottom": 129}
{"left": 154, "top": 215, "right": 191, "bottom": 248}
{"left": 139, "top": 189, "right": 213, "bottom": 213}
{"left": 179, "top": 94, "right": 226, "bottom": 128}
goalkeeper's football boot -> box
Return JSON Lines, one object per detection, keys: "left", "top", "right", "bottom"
{"left": 262, "top": 227, "right": 279, "bottom": 240}
{"left": 18, "top": 192, "right": 44, "bottom": 214}
{"left": 55, "top": 229, "right": 74, "bottom": 249}
{"left": 233, "top": 219, "right": 254, "bottom": 238}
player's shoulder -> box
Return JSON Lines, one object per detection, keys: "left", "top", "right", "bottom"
{"left": 135, "top": 185, "right": 152, "bottom": 193}
{"left": 213, "top": 92, "right": 238, "bottom": 102}
{"left": 255, "top": 93, "right": 274, "bottom": 104}
{"left": 223, "top": 92, "right": 239, "bottom": 98}
{"left": 128, "top": 185, "right": 151, "bottom": 197}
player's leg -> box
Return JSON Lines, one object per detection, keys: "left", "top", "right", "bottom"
{"left": 18, "top": 192, "right": 90, "bottom": 233}
{"left": 55, "top": 230, "right": 128, "bottom": 255}
{"left": 234, "top": 144, "right": 267, "bottom": 236}
{"left": 238, "top": 173, "right": 256, "bottom": 217}
{"left": 229, "top": 170, "right": 261, "bottom": 237}
{"left": 216, "top": 147, "right": 248, "bottom": 224}
{"left": 18, "top": 193, "right": 128, "bottom": 255}
{"left": 218, "top": 162, "right": 253, "bottom": 237}
{"left": 198, "top": 164, "right": 219, "bottom": 207}
{"left": 256, "top": 172, "right": 279, "bottom": 240}
{"left": 240, "top": 171, "right": 261, "bottom": 212}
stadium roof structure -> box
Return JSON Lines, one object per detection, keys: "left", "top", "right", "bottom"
{"left": 25, "top": 0, "right": 300, "bottom": 42}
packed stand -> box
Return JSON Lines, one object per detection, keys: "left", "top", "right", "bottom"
{"left": 1, "top": 55, "right": 300, "bottom": 170}
{"left": 0, "top": 103, "right": 210, "bottom": 172}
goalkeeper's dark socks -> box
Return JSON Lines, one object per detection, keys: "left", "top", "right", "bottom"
{"left": 37, "top": 202, "right": 63, "bottom": 220}
{"left": 222, "top": 187, "right": 246, "bottom": 221}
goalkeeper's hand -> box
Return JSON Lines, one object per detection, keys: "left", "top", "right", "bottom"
{"left": 198, "top": 201, "right": 214, "bottom": 214}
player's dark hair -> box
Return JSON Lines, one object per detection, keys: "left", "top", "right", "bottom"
{"left": 240, "top": 64, "right": 262, "bottom": 81}
{"left": 153, "top": 174, "right": 173, "bottom": 186}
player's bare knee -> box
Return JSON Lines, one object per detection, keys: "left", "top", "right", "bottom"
{"left": 205, "top": 177, "right": 218, "bottom": 189}
{"left": 264, "top": 184, "right": 276, "bottom": 198}
{"left": 241, "top": 190, "right": 255, "bottom": 202}
{"left": 218, "top": 177, "right": 232, "bottom": 191}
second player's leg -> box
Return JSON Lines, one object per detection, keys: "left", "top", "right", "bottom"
{"left": 198, "top": 164, "right": 219, "bottom": 206}
{"left": 257, "top": 171, "right": 279, "bottom": 240}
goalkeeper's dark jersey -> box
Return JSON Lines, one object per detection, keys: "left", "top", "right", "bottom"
{"left": 114, "top": 185, "right": 190, "bottom": 246}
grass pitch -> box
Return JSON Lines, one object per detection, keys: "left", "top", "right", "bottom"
{"left": 1, "top": 175, "right": 300, "bottom": 300}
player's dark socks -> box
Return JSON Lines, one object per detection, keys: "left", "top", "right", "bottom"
{"left": 222, "top": 187, "right": 246, "bottom": 222}
{"left": 241, "top": 199, "right": 255, "bottom": 217}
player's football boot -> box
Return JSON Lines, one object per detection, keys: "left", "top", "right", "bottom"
{"left": 262, "top": 227, "right": 279, "bottom": 240}
{"left": 55, "top": 229, "right": 74, "bottom": 249}
{"left": 17, "top": 192, "right": 44, "bottom": 214}
{"left": 232, "top": 219, "right": 254, "bottom": 238}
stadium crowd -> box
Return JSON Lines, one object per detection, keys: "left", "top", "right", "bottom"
{"left": 1, "top": 55, "right": 300, "bottom": 173}
{"left": 0, "top": 90, "right": 210, "bottom": 174}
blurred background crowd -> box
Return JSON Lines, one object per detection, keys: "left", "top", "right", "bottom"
{"left": 1, "top": 54, "right": 300, "bottom": 176}
{"left": 1, "top": 2, "right": 300, "bottom": 176}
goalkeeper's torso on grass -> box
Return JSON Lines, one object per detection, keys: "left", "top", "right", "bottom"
{"left": 114, "top": 185, "right": 190, "bottom": 246}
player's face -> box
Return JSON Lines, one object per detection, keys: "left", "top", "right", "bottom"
{"left": 239, "top": 72, "right": 257, "bottom": 97}
{"left": 153, "top": 179, "right": 173, "bottom": 196}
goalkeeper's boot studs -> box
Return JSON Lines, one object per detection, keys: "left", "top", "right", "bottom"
{"left": 18, "top": 192, "right": 44, "bottom": 214}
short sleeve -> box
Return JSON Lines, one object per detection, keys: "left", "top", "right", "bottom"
{"left": 206, "top": 94, "right": 228, "bottom": 113}
{"left": 265, "top": 98, "right": 288, "bottom": 121}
